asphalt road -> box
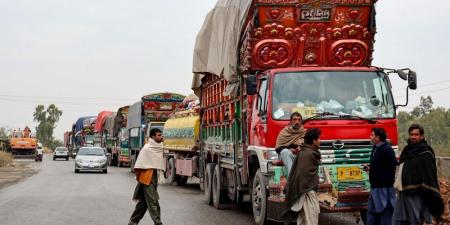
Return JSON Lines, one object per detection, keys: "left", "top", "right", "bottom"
{"left": 0, "top": 155, "right": 359, "bottom": 225}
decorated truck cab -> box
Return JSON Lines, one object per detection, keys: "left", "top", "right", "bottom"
{"left": 193, "top": 0, "right": 417, "bottom": 224}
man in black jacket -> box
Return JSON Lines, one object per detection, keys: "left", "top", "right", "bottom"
{"left": 366, "top": 128, "right": 397, "bottom": 225}
{"left": 393, "top": 124, "right": 444, "bottom": 225}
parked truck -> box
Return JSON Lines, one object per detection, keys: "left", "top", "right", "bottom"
{"left": 192, "top": 0, "right": 417, "bottom": 224}
{"left": 93, "top": 111, "right": 115, "bottom": 163}
{"left": 10, "top": 126, "right": 37, "bottom": 158}
{"left": 112, "top": 105, "right": 130, "bottom": 167}
{"left": 72, "top": 116, "right": 96, "bottom": 155}
{"left": 161, "top": 94, "right": 200, "bottom": 185}
{"left": 127, "top": 92, "right": 185, "bottom": 172}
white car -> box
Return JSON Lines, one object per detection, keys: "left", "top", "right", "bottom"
{"left": 53, "top": 147, "right": 69, "bottom": 160}
{"left": 75, "top": 147, "right": 108, "bottom": 173}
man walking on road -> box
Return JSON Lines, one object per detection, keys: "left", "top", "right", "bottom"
{"left": 366, "top": 128, "right": 397, "bottom": 225}
{"left": 393, "top": 124, "right": 444, "bottom": 225}
{"left": 128, "top": 128, "right": 165, "bottom": 225}
{"left": 286, "top": 128, "right": 321, "bottom": 225}
{"left": 275, "top": 112, "right": 306, "bottom": 175}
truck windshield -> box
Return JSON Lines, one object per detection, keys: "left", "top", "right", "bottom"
{"left": 272, "top": 71, "right": 395, "bottom": 120}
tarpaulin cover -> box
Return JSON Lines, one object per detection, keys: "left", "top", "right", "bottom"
{"left": 126, "top": 101, "right": 143, "bottom": 130}
{"left": 113, "top": 106, "right": 129, "bottom": 137}
{"left": 104, "top": 114, "right": 116, "bottom": 135}
{"left": 74, "top": 116, "right": 96, "bottom": 133}
{"left": 93, "top": 111, "right": 114, "bottom": 133}
{"left": 192, "top": 0, "right": 251, "bottom": 95}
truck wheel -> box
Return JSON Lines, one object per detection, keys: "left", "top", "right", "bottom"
{"left": 252, "top": 169, "right": 268, "bottom": 225}
{"left": 177, "top": 176, "right": 188, "bottom": 186}
{"left": 166, "top": 158, "right": 176, "bottom": 184}
{"left": 204, "top": 163, "right": 216, "bottom": 205}
{"left": 212, "top": 164, "right": 227, "bottom": 209}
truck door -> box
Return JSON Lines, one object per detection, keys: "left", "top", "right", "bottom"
{"left": 250, "top": 76, "right": 269, "bottom": 146}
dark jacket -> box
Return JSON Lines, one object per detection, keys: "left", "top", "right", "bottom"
{"left": 399, "top": 139, "right": 444, "bottom": 218}
{"left": 369, "top": 142, "right": 397, "bottom": 188}
{"left": 286, "top": 144, "right": 321, "bottom": 207}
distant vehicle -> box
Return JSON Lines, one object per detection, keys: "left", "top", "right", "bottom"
{"left": 10, "top": 126, "right": 37, "bottom": 158}
{"left": 35, "top": 143, "right": 43, "bottom": 162}
{"left": 53, "top": 147, "right": 69, "bottom": 160}
{"left": 75, "top": 147, "right": 108, "bottom": 173}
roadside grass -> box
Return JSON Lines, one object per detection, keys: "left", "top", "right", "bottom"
{"left": 0, "top": 151, "right": 13, "bottom": 167}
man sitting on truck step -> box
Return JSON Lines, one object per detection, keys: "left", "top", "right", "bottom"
{"left": 275, "top": 112, "right": 306, "bottom": 175}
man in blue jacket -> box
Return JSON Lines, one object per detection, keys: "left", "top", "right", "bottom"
{"left": 366, "top": 128, "right": 398, "bottom": 225}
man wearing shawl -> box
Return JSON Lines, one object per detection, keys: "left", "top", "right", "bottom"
{"left": 275, "top": 112, "right": 306, "bottom": 174}
{"left": 128, "top": 128, "right": 165, "bottom": 225}
{"left": 393, "top": 124, "right": 444, "bottom": 225}
{"left": 286, "top": 128, "right": 322, "bottom": 225}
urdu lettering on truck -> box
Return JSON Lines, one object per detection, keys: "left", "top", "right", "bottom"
{"left": 192, "top": 0, "right": 417, "bottom": 224}
{"left": 127, "top": 93, "right": 185, "bottom": 172}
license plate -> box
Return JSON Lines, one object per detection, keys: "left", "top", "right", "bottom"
{"left": 337, "top": 167, "right": 362, "bottom": 181}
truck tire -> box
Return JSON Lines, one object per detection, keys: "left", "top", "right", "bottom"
{"left": 212, "top": 164, "right": 226, "bottom": 209}
{"left": 204, "top": 163, "right": 216, "bottom": 205}
{"left": 166, "top": 158, "right": 176, "bottom": 185}
{"left": 252, "top": 169, "right": 268, "bottom": 225}
{"left": 177, "top": 176, "right": 188, "bottom": 186}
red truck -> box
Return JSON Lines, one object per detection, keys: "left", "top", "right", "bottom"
{"left": 193, "top": 0, "right": 417, "bottom": 224}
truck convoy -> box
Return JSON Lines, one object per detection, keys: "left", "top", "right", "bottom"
{"left": 9, "top": 126, "right": 37, "bottom": 158}
{"left": 192, "top": 0, "right": 417, "bottom": 224}
{"left": 127, "top": 93, "right": 185, "bottom": 172}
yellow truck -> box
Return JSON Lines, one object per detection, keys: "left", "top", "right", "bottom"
{"left": 163, "top": 109, "right": 200, "bottom": 186}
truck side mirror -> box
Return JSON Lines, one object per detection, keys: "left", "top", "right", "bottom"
{"left": 408, "top": 70, "right": 417, "bottom": 90}
{"left": 246, "top": 75, "right": 257, "bottom": 95}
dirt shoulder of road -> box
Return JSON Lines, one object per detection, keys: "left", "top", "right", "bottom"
{"left": 0, "top": 159, "right": 41, "bottom": 190}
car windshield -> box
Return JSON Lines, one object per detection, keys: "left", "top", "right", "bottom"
{"left": 272, "top": 71, "right": 395, "bottom": 120}
{"left": 78, "top": 148, "right": 105, "bottom": 156}
{"left": 56, "top": 147, "right": 67, "bottom": 151}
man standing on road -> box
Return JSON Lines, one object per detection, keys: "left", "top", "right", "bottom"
{"left": 393, "top": 124, "right": 444, "bottom": 225}
{"left": 275, "top": 112, "right": 306, "bottom": 175}
{"left": 128, "top": 128, "right": 165, "bottom": 225}
{"left": 366, "top": 128, "right": 397, "bottom": 225}
{"left": 286, "top": 128, "right": 321, "bottom": 225}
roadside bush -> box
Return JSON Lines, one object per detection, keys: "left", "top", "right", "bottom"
{"left": 0, "top": 151, "right": 13, "bottom": 167}
{"left": 42, "top": 147, "right": 53, "bottom": 154}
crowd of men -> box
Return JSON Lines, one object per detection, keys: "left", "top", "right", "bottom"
{"left": 126, "top": 112, "right": 444, "bottom": 225}
{"left": 277, "top": 113, "right": 444, "bottom": 225}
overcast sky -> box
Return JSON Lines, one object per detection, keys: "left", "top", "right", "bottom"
{"left": 1, "top": 0, "right": 449, "bottom": 140}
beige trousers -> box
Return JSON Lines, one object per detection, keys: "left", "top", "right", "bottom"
{"left": 290, "top": 190, "right": 320, "bottom": 225}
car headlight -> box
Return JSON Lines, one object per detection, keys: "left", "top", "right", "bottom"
{"left": 99, "top": 158, "right": 106, "bottom": 163}
{"left": 76, "top": 159, "right": 83, "bottom": 163}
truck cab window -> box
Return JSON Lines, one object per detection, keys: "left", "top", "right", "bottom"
{"left": 257, "top": 78, "right": 268, "bottom": 117}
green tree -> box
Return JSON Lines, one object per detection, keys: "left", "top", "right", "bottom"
{"left": 0, "top": 127, "right": 9, "bottom": 138}
{"left": 33, "top": 104, "right": 62, "bottom": 148}
{"left": 398, "top": 96, "right": 450, "bottom": 156}
{"left": 411, "top": 96, "right": 433, "bottom": 117}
